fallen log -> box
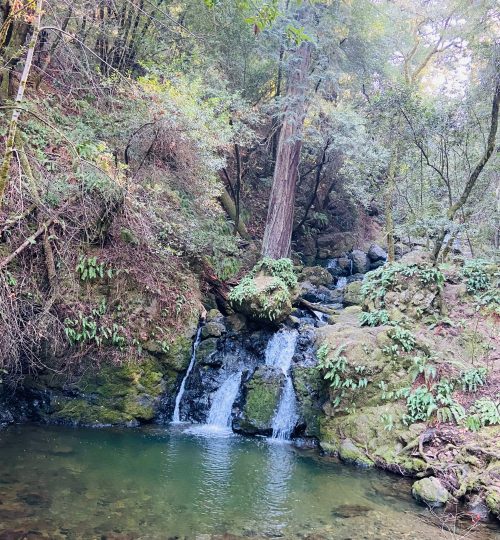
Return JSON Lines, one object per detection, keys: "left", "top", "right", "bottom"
{"left": 297, "top": 297, "right": 340, "bottom": 316}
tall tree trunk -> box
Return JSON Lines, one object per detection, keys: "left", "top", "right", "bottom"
{"left": 262, "top": 40, "right": 312, "bottom": 259}
{"left": 0, "top": 0, "right": 43, "bottom": 207}
{"left": 432, "top": 80, "right": 499, "bottom": 262}
{"left": 384, "top": 141, "right": 401, "bottom": 262}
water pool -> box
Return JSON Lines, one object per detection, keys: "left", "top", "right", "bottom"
{"left": 0, "top": 424, "right": 497, "bottom": 539}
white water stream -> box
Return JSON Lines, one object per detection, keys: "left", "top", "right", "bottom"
{"left": 172, "top": 325, "right": 203, "bottom": 423}
{"left": 206, "top": 371, "right": 242, "bottom": 428}
{"left": 265, "top": 329, "right": 299, "bottom": 440}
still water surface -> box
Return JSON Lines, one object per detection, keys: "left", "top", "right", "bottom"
{"left": 0, "top": 424, "right": 497, "bottom": 539}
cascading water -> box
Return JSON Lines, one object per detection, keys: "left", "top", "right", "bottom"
{"left": 206, "top": 371, "right": 242, "bottom": 428}
{"left": 172, "top": 325, "right": 203, "bottom": 423}
{"left": 335, "top": 276, "right": 348, "bottom": 290}
{"left": 265, "top": 329, "right": 298, "bottom": 440}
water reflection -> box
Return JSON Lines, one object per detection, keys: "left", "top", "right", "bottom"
{"left": 0, "top": 425, "right": 496, "bottom": 540}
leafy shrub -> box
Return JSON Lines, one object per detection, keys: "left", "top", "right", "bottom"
{"left": 229, "top": 258, "right": 297, "bottom": 321}
{"left": 316, "top": 344, "right": 369, "bottom": 408}
{"left": 76, "top": 256, "right": 112, "bottom": 281}
{"left": 403, "top": 379, "right": 465, "bottom": 425}
{"left": 460, "top": 368, "right": 488, "bottom": 393}
{"left": 462, "top": 259, "right": 491, "bottom": 294}
{"left": 388, "top": 325, "right": 416, "bottom": 352}
{"left": 466, "top": 398, "right": 500, "bottom": 431}
{"left": 361, "top": 263, "right": 444, "bottom": 306}
{"left": 359, "top": 309, "right": 390, "bottom": 327}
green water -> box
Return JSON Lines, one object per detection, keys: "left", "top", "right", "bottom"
{"left": 0, "top": 424, "right": 497, "bottom": 539}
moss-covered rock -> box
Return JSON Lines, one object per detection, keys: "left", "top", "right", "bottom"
{"left": 298, "top": 266, "right": 333, "bottom": 287}
{"left": 230, "top": 258, "right": 297, "bottom": 324}
{"left": 485, "top": 488, "right": 500, "bottom": 520}
{"left": 339, "top": 438, "right": 374, "bottom": 467}
{"left": 293, "top": 366, "right": 325, "bottom": 437}
{"left": 29, "top": 352, "right": 185, "bottom": 427}
{"left": 343, "top": 281, "right": 363, "bottom": 306}
{"left": 412, "top": 477, "right": 450, "bottom": 507}
{"left": 196, "top": 338, "right": 219, "bottom": 365}
{"left": 234, "top": 366, "right": 283, "bottom": 435}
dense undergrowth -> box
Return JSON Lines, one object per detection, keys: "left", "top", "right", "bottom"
{"left": 0, "top": 70, "right": 244, "bottom": 386}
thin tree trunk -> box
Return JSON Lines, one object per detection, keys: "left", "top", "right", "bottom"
{"left": 0, "top": 0, "right": 43, "bottom": 207}
{"left": 384, "top": 140, "right": 401, "bottom": 262}
{"left": 432, "top": 81, "right": 499, "bottom": 262}
{"left": 262, "top": 40, "right": 312, "bottom": 259}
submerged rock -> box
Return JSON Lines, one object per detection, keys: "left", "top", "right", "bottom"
{"left": 412, "top": 477, "right": 450, "bottom": 507}
{"left": 339, "top": 438, "right": 374, "bottom": 467}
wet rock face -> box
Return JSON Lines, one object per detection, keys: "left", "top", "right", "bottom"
{"left": 317, "top": 232, "right": 356, "bottom": 259}
{"left": 234, "top": 365, "right": 284, "bottom": 435}
{"left": 412, "top": 477, "right": 450, "bottom": 507}
{"left": 367, "top": 244, "right": 387, "bottom": 263}
{"left": 349, "top": 250, "right": 370, "bottom": 274}
{"left": 179, "top": 330, "right": 271, "bottom": 424}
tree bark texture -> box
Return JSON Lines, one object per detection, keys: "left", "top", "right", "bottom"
{"left": 262, "top": 40, "right": 312, "bottom": 259}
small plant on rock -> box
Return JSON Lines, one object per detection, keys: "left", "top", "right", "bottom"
{"left": 359, "top": 309, "right": 391, "bottom": 327}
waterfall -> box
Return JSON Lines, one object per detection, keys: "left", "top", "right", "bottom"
{"left": 335, "top": 276, "right": 348, "bottom": 290}
{"left": 265, "top": 329, "right": 298, "bottom": 440}
{"left": 172, "top": 325, "right": 203, "bottom": 423}
{"left": 206, "top": 371, "right": 242, "bottom": 428}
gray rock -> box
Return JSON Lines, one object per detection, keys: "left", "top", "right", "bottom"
{"left": 298, "top": 266, "right": 333, "bottom": 287}
{"left": 343, "top": 281, "right": 363, "bottom": 306}
{"left": 317, "top": 232, "right": 356, "bottom": 259}
{"left": 349, "top": 250, "right": 370, "bottom": 274}
{"left": 201, "top": 321, "right": 226, "bottom": 339}
{"left": 367, "top": 244, "right": 387, "bottom": 262}
{"left": 225, "top": 313, "right": 247, "bottom": 332}
{"left": 412, "top": 477, "right": 450, "bottom": 507}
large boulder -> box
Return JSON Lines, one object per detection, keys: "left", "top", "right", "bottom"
{"left": 230, "top": 259, "right": 297, "bottom": 325}
{"left": 349, "top": 249, "right": 370, "bottom": 274}
{"left": 298, "top": 266, "right": 333, "bottom": 287}
{"left": 343, "top": 281, "right": 363, "bottom": 306}
{"left": 317, "top": 232, "right": 356, "bottom": 259}
{"left": 412, "top": 477, "right": 450, "bottom": 507}
{"left": 367, "top": 244, "right": 387, "bottom": 262}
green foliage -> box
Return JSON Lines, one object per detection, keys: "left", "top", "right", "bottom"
{"left": 460, "top": 368, "right": 488, "bottom": 393}
{"left": 64, "top": 301, "right": 126, "bottom": 349}
{"left": 381, "top": 412, "right": 395, "bottom": 431}
{"left": 76, "top": 256, "right": 112, "bottom": 281}
{"left": 317, "top": 344, "right": 369, "bottom": 408}
{"left": 404, "top": 385, "right": 437, "bottom": 424}
{"left": 361, "top": 263, "right": 444, "bottom": 306}
{"left": 462, "top": 259, "right": 491, "bottom": 294}
{"left": 409, "top": 355, "right": 437, "bottom": 384}
{"left": 388, "top": 325, "right": 416, "bottom": 353}
{"left": 378, "top": 380, "right": 410, "bottom": 401}
{"left": 466, "top": 398, "right": 500, "bottom": 431}
{"left": 254, "top": 257, "right": 298, "bottom": 288}
{"left": 403, "top": 380, "right": 465, "bottom": 425}
{"left": 359, "top": 309, "right": 390, "bottom": 327}
{"left": 229, "top": 258, "right": 297, "bottom": 321}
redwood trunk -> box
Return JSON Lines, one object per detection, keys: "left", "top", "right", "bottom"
{"left": 262, "top": 40, "right": 312, "bottom": 259}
